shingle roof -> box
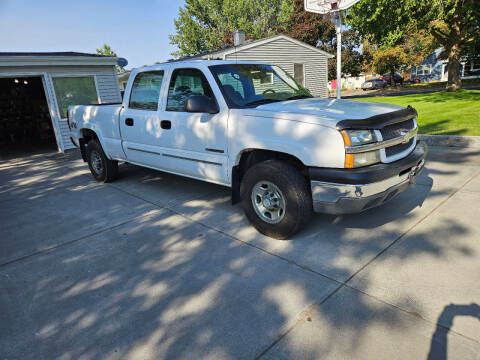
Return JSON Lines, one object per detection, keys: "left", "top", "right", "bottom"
{"left": 0, "top": 52, "right": 112, "bottom": 57}
{"left": 175, "top": 34, "right": 334, "bottom": 61}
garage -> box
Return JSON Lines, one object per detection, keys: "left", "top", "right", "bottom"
{"left": 0, "top": 76, "right": 56, "bottom": 157}
{"left": 0, "top": 52, "right": 122, "bottom": 158}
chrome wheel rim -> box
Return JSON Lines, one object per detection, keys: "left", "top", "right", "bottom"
{"left": 251, "top": 181, "right": 286, "bottom": 224}
{"left": 90, "top": 150, "right": 104, "bottom": 174}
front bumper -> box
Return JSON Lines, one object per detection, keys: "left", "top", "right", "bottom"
{"left": 310, "top": 141, "right": 427, "bottom": 214}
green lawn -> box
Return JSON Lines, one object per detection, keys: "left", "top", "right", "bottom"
{"left": 356, "top": 90, "right": 480, "bottom": 136}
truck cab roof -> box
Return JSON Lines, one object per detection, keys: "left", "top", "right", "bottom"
{"left": 133, "top": 59, "right": 272, "bottom": 73}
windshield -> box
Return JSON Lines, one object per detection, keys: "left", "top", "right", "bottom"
{"left": 209, "top": 64, "right": 312, "bottom": 108}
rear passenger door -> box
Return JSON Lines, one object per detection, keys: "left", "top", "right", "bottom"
{"left": 119, "top": 70, "right": 166, "bottom": 168}
{"left": 159, "top": 67, "right": 228, "bottom": 184}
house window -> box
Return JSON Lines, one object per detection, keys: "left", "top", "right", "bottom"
{"left": 416, "top": 64, "right": 432, "bottom": 76}
{"left": 260, "top": 72, "right": 274, "bottom": 85}
{"left": 464, "top": 59, "right": 480, "bottom": 77}
{"left": 129, "top": 71, "right": 164, "bottom": 110}
{"left": 52, "top": 76, "right": 99, "bottom": 119}
{"left": 294, "top": 63, "right": 305, "bottom": 86}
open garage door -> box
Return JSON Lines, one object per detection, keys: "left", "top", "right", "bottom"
{"left": 0, "top": 76, "right": 57, "bottom": 159}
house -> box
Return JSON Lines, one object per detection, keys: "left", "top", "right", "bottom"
{"left": 0, "top": 52, "right": 122, "bottom": 154}
{"left": 188, "top": 32, "right": 334, "bottom": 98}
{"left": 118, "top": 69, "right": 131, "bottom": 90}
{"left": 411, "top": 48, "right": 480, "bottom": 83}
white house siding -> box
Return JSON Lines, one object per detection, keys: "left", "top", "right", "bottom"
{"left": 218, "top": 38, "right": 329, "bottom": 98}
{"left": 0, "top": 65, "right": 121, "bottom": 151}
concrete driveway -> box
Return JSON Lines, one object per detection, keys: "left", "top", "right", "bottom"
{"left": 1, "top": 147, "right": 480, "bottom": 360}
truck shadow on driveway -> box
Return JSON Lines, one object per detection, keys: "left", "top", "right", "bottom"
{"left": 1, "top": 148, "right": 480, "bottom": 359}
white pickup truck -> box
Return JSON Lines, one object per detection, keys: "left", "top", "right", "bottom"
{"left": 69, "top": 60, "right": 426, "bottom": 239}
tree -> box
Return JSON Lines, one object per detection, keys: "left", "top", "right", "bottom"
{"left": 372, "top": 46, "right": 408, "bottom": 85}
{"left": 169, "top": 0, "right": 294, "bottom": 58}
{"left": 372, "top": 28, "right": 435, "bottom": 85}
{"left": 96, "top": 44, "right": 116, "bottom": 57}
{"left": 281, "top": 0, "right": 363, "bottom": 80}
{"left": 96, "top": 44, "right": 124, "bottom": 72}
{"left": 347, "top": 0, "right": 480, "bottom": 90}
{"left": 426, "top": 0, "right": 480, "bottom": 90}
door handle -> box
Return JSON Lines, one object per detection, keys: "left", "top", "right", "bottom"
{"left": 125, "top": 118, "right": 134, "bottom": 126}
{"left": 161, "top": 120, "right": 171, "bottom": 130}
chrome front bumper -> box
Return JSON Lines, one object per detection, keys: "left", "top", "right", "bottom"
{"left": 311, "top": 159, "right": 425, "bottom": 215}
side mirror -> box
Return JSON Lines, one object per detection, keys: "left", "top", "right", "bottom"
{"left": 185, "top": 95, "right": 219, "bottom": 114}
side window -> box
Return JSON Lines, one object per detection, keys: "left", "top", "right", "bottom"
{"left": 166, "top": 68, "right": 214, "bottom": 112}
{"left": 129, "top": 71, "right": 164, "bottom": 110}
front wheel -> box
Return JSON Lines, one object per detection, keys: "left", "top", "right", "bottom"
{"left": 86, "top": 140, "right": 118, "bottom": 182}
{"left": 240, "top": 160, "right": 312, "bottom": 239}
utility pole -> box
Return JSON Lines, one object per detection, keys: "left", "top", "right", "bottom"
{"left": 304, "top": 0, "right": 360, "bottom": 100}
{"left": 336, "top": 11, "right": 342, "bottom": 99}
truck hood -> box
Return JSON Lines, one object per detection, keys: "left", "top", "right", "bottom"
{"left": 243, "top": 98, "right": 405, "bottom": 128}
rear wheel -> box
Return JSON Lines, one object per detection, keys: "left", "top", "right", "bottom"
{"left": 86, "top": 139, "right": 118, "bottom": 182}
{"left": 240, "top": 160, "right": 312, "bottom": 239}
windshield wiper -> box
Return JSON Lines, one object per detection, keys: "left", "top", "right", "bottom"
{"left": 244, "top": 98, "right": 283, "bottom": 107}
{"left": 286, "top": 94, "right": 313, "bottom": 100}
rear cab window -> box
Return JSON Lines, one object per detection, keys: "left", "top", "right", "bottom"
{"left": 129, "top": 71, "right": 164, "bottom": 110}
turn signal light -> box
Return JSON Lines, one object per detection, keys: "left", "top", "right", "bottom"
{"left": 345, "top": 154, "right": 355, "bottom": 168}
{"left": 341, "top": 130, "right": 351, "bottom": 146}
{"left": 342, "top": 130, "right": 353, "bottom": 167}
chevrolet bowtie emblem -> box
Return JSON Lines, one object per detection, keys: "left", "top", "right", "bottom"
{"left": 400, "top": 131, "right": 410, "bottom": 143}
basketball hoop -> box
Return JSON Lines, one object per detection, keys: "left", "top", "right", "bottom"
{"left": 304, "top": 0, "right": 360, "bottom": 14}
{"left": 305, "top": 0, "right": 360, "bottom": 99}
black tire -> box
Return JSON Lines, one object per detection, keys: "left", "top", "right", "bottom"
{"left": 240, "top": 160, "right": 312, "bottom": 239}
{"left": 86, "top": 139, "right": 118, "bottom": 182}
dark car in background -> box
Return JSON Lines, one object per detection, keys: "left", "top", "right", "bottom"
{"left": 382, "top": 73, "right": 404, "bottom": 85}
{"left": 361, "top": 78, "right": 387, "bottom": 91}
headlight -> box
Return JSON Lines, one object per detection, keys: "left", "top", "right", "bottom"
{"left": 341, "top": 130, "right": 380, "bottom": 168}
{"left": 341, "top": 129, "right": 376, "bottom": 145}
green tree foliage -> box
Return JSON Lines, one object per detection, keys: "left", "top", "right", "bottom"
{"left": 369, "top": 29, "right": 435, "bottom": 84}
{"left": 426, "top": 0, "right": 480, "bottom": 90}
{"left": 96, "top": 44, "right": 124, "bottom": 73}
{"left": 169, "top": 0, "right": 294, "bottom": 58}
{"left": 281, "top": 0, "right": 363, "bottom": 80}
{"left": 96, "top": 44, "right": 116, "bottom": 57}
{"left": 347, "top": 0, "right": 480, "bottom": 90}
{"left": 347, "top": 0, "right": 419, "bottom": 46}
{"left": 372, "top": 46, "right": 408, "bottom": 85}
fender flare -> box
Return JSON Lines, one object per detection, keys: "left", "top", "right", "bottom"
{"left": 79, "top": 126, "right": 112, "bottom": 159}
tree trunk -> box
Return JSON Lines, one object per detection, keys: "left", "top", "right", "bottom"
{"left": 447, "top": 45, "right": 462, "bottom": 91}
{"left": 390, "top": 69, "right": 395, "bottom": 86}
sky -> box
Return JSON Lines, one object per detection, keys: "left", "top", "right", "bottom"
{"left": 0, "top": 0, "right": 186, "bottom": 68}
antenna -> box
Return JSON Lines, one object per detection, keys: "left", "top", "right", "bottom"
{"left": 304, "top": 0, "right": 361, "bottom": 99}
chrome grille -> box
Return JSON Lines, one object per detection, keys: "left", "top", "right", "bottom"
{"left": 385, "top": 138, "right": 414, "bottom": 157}
{"left": 380, "top": 119, "right": 415, "bottom": 140}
